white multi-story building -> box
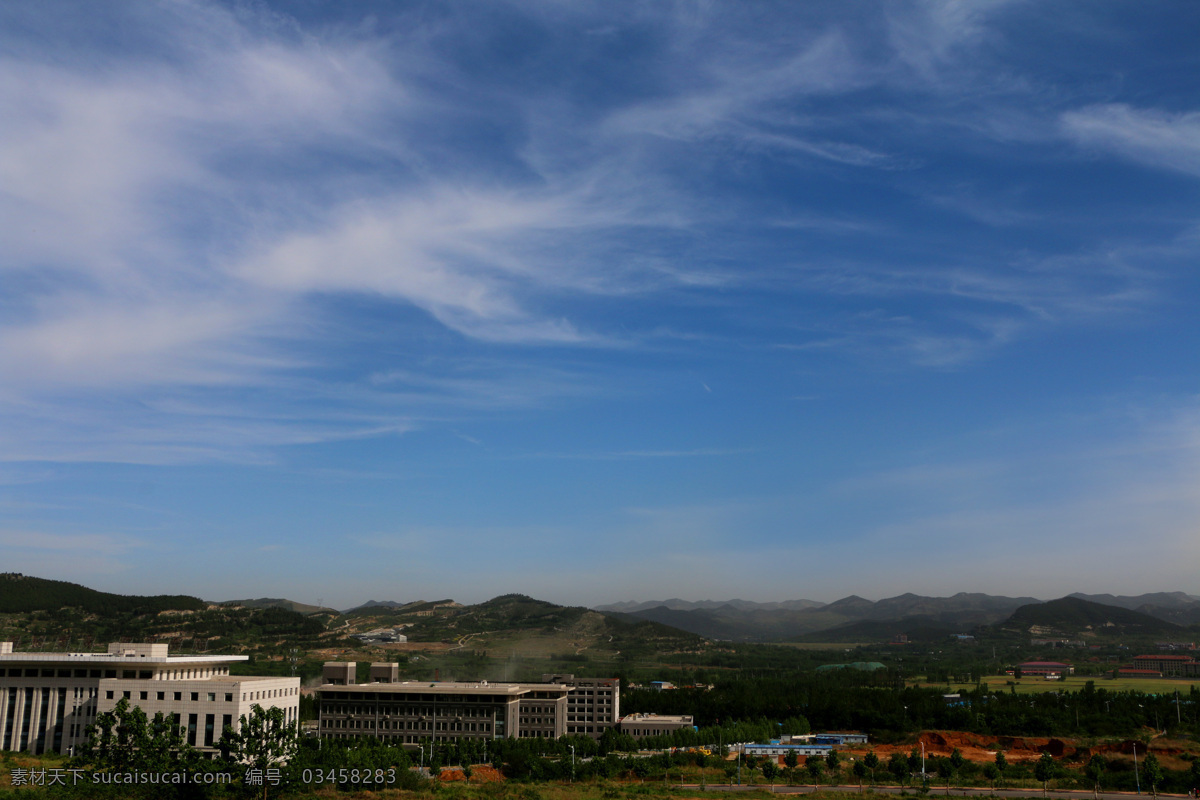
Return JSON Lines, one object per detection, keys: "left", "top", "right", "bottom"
{"left": 0, "top": 641, "right": 299, "bottom": 755}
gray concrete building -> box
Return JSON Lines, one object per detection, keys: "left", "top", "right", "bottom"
{"left": 618, "top": 712, "right": 694, "bottom": 738}
{"left": 316, "top": 675, "right": 568, "bottom": 743}
{"left": 315, "top": 664, "right": 623, "bottom": 745}
{"left": 541, "top": 674, "right": 620, "bottom": 739}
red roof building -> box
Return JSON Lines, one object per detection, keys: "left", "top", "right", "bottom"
{"left": 1018, "top": 661, "right": 1073, "bottom": 676}
{"left": 1131, "top": 655, "right": 1199, "bottom": 676}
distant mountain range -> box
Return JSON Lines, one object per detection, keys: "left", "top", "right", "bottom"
{"left": 596, "top": 591, "right": 1200, "bottom": 642}
{"left": 6, "top": 573, "right": 1198, "bottom": 649}
{"left": 599, "top": 598, "right": 826, "bottom": 614}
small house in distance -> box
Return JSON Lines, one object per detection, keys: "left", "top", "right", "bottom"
{"left": 1016, "top": 661, "right": 1073, "bottom": 677}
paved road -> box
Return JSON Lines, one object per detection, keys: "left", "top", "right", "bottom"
{"left": 679, "top": 784, "right": 1190, "bottom": 800}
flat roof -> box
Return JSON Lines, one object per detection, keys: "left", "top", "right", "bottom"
{"left": 100, "top": 674, "right": 295, "bottom": 684}
{"left": 1135, "top": 654, "right": 1196, "bottom": 660}
{"left": 317, "top": 681, "right": 568, "bottom": 696}
{"left": 0, "top": 653, "right": 248, "bottom": 665}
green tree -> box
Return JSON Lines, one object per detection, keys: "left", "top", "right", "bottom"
{"left": 1143, "top": 752, "right": 1163, "bottom": 800}
{"left": 949, "top": 748, "right": 965, "bottom": 790}
{"left": 1034, "top": 752, "right": 1056, "bottom": 798}
{"left": 762, "top": 759, "right": 779, "bottom": 790}
{"left": 1084, "top": 754, "right": 1106, "bottom": 798}
{"left": 864, "top": 750, "right": 880, "bottom": 785}
{"left": 932, "top": 757, "right": 951, "bottom": 794}
{"left": 80, "top": 697, "right": 197, "bottom": 774}
{"left": 983, "top": 763, "right": 1000, "bottom": 791}
{"left": 784, "top": 748, "right": 799, "bottom": 782}
{"left": 889, "top": 752, "right": 909, "bottom": 786}
{"left": 853, "top": 758, "right": 868, "bottom": 791}
{"left": 827, "top": 747, "right": 842, "bottom": 784}
{"left": 76, "top": 698, "right": 202, "bottom": 798}
{"left": 217, "top": 703, "right": 298, "bottom": 773}
{"left": 807, "top": 756, "right": 825, "bottom": 787}
{"left": 995, "top": 750, "right": 1007, "bottom": 787}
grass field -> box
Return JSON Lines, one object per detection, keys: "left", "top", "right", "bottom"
{"left": 916, "top": 674, "right": 1200, "bottom": 694}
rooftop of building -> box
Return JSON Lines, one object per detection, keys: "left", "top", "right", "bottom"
{"left": 620, "top": 713, "right": 693, "bottom": 722}
{"left": 100, "top": 674, "right": 294, "bottom": 684}
{"left": 0, "top": 641, "right": 247, "bottom": 665}
{"left": 1134, "top": 654, "right": 1196, "bottom": 661}
{"left": 317, "top": 681, "right": 570, "bottom": 696}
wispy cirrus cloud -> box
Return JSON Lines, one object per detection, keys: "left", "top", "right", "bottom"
{"left": 1061, "top": 104, "right": 1200, "bottom": 177}
{"left": 0, "top": 0, "right": 1191, "bottom": 471}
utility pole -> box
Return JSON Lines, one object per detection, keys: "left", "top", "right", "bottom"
{"left": 1133, "top": 742, "right": 1141, "bottom": 795}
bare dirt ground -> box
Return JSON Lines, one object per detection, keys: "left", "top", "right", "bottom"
{"left": 833, "top": 731, "right": 1197, "bottom": 771}
{"left": 436, "top": 765, "right": 505, "bottom": 783}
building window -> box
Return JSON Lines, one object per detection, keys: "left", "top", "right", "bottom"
{"left": 105, "top": 691, "right": 114, "bottom": 700}
{"left": 140, "top": 691, "right": 148, "bottom": 700}
{"left": 191, "top": 693, "right": 199, "bottom": 702}
{"left": 123, "top": 691, "right": 131, "bottom": 700}
{"left": 157, "top": 692, "right": 165, "bottom": 701}
{"left": 207, "top": 693, "right": 216, "bottom": 702}
{"left": 174, "top": 692, "right": 182, "bottom": 701}
{"left": 225, "top": 693, "right": 233, "bottom": 702}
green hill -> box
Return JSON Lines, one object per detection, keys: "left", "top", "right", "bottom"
{"left": 792, "top": 615, "right": 961, "bottom": 643}
{"left": 219, "top": 598, "right": 338, "bottom": 616}
{"left": 1001, "top": 596, "right": 1183, "bottom": 636}
{"left": 0, "top": 573, "right": 205, "bottom": 615}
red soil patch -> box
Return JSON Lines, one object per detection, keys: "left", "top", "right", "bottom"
{"left": 437, "top": 765, "right": 505, "bottom": 783}
{"left": 837, "top": 731, "right": 1196, "bottom": 769}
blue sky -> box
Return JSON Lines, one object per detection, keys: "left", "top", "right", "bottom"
{"left": 2, "top": 1, "right": 1199, "bottom": 609}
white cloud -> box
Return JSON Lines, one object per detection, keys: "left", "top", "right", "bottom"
{"left": 1061, "top": 104, "right": 1200, "bottom": 177}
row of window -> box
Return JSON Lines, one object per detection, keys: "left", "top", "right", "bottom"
{"left": 244, "top": 687, "right": 295, "bottom": 700}
{"left": 321, "top": 692, "right": 508, "bottom": 703}
{"left": 0, "top": 667, "right": 238, "bottom": 680}
{"left": 518, "top": 717, "right": 555, "bottom": 727}
{"left": 104, "top": 689, "right": 235, "bottom": 702}
{"left": 322, "top": 718, "right": 493, "bottom": 733}
{"left": 323, "top": 732, "right": 485, "bottom": 744}
{"left": 0, "top": 668, "right": 147, "bottom": 679}
{"left": 321, "top": 704, "right": 494, "bottom": 717}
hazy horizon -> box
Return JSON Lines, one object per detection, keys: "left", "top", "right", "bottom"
{"left": 3, "top": 2, "right": 1198, "bottom": 609}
